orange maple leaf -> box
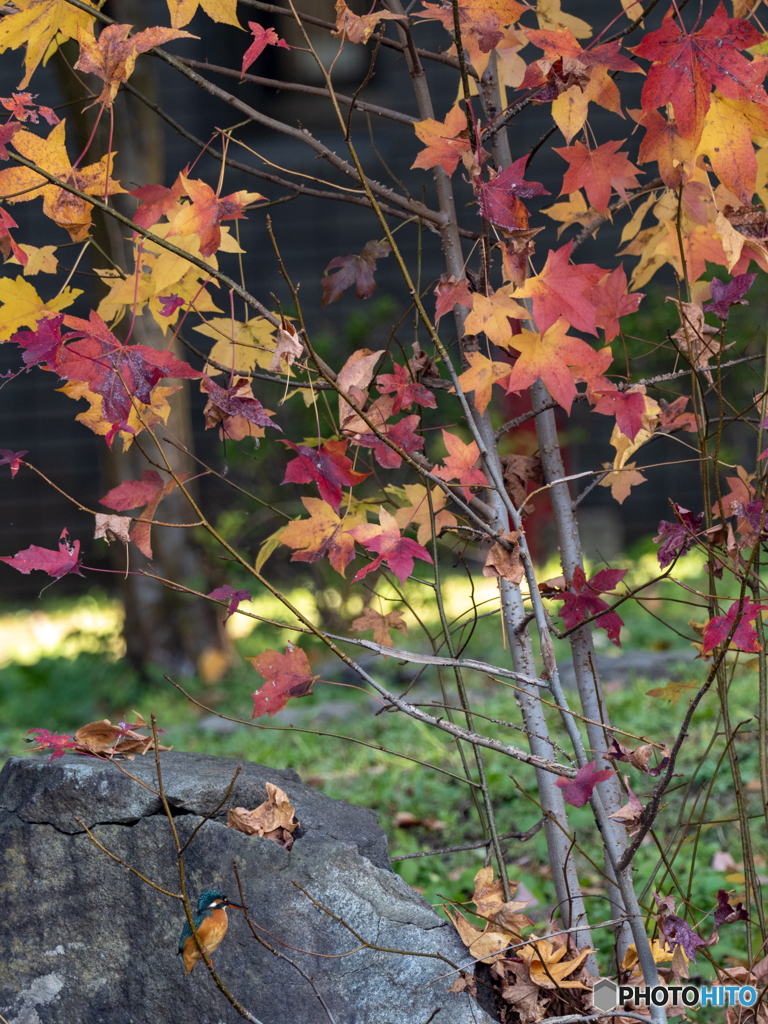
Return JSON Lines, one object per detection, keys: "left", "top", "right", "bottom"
{"left": 0, "top": 0, "right": 97, "bottom": 90}
{"left": 333, "top": 0, "right": 404, "bottom": 44}
{"left": 462, "top": 288, "right": 528, "bottom": 347}
{"left": 504, "top": 317, "right": 605, "bottom": 413}
{"left": 629, "top": 108, "right": 692, "bottom": 189}
{"left": 170, "top": 175, "right": 264, "bottom": 256}
{"left": 412, "top": 103, "right": 471, "bottom": 177}
{"left": 456, "top": 352, "right": 510, "bottom": 415}
{"left": 75, "top": 24, "right": 196, "bottom": 106}
{"left": 279, "top": 497, "right": 365, "bottom": 576}
{"left": 350, "top": 607, "right": 408, "bottom": 648}
{"left": 515, "top": 241, "right": 606, "bottom": 335}
{"left": 433, "top": 429, "right": 489, "bottom": 500}
{"left": 554, "top": 139, "right": 642, "bottom": 214}
{"left": 0, "top": 121, "right": 124, "bottom": 240}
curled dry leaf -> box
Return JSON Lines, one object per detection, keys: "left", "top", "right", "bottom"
{"left": 482, "top": 531, "right": 524, "bottom": 585}
{"left": 268, "top": 323, "right": 303, "bottom": 373}
{"left": 94, "top": 513, "right": 131, "bottom": 545}
{"left": 74, "top": 715, "right": 171, "bottom": 758}
{"left": 609, "top": 775, "right": 645, "bottom": 833}
{"left": 227, "top": 782, "right": 298, "bottom": 850}
{"left": 444, "top": 867, "right": 532, "bottom": 965}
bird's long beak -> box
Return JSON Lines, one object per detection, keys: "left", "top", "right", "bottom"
{"left": 224, "top": 899, "right": 246, "bottom": 910}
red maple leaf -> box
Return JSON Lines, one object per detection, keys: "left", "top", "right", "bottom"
{"left": 658, "top": 395, "right": 698, "bottom": 434}
{"left": 433, "top": 429, "right": 489, "bottom": 500}
{"left": 208, "top": 585, "right": 252, "bottom": 623}
{"left": 504, "top": 318, "right": 605, "bottom": 414}
{"left": 11, "top": 314, "right": 67, "bottom": 369}
{"left": 376, "top": 363, "right": 437, "bottom": 414}
{"left": 525, "top": 27, "right": 641, "bottom": 76}
{"left": 201, "top": 376, "right": 279, "bottom": 433}
{"left": 354, "top": 415, "right": 425, "bottom": 469}
{"left": 589, "top": 266, "right": 644, "bottom": 342}
{"left": 53, "top": 312, "right": 204, "bottom": 426}
{"left": 249, "top": 643, "right": 318, "bottom": 718}
{"left": 654, "top": 505, "right": 703, "bottom": 568}
{"left": 555, "top": 760, "right": 617, "bottom": 808}
{"left": 350, "top": 506, "right": 433, "bottom": 584}
{"left": 434, "top": 273, "right": 474, "bottom": 325}
{"left": 554, "top": 140, "right": 642, "bottom": 214}
{"left": 129, "top": 170, "right": 187, "bottom": 229}
{"left": 0, "top": 206, "right": 26, "bottom": 265}
{"left": 282, "top": 439, "right": 370, "bottom": 513}
{"left": 523, "top": 242, "right": 606, "bottom": 335}
{"left": 592, "top": 385, "right": 647, "bottom": 442}
{"left": 26, "top": 728, "right": 79, "bottom": 762}
{"left": 632, "top": 3, "right": 766, "bottom": 144}
{"left": 476, "top": 156, "right": 549, "bottom": 231}
{"left": 1, "top": 93, "right": 58, "bottom": 124}
{"left": 703, "top": 274, "right": 757, "bottom": 322}
{"left": 0, "top": 121, "right": 22, "bottom": 160}
{"left": 100, "top": 470, "right": 183, "bottom": 559}
{"left": 556, "top": 566, "right": 628, "bottom": 646}
{"left": 242, "top": 21, "right": 290, "bottom": 75}
{"left": 1, "top": 527, "right": 83, "bottom": 579}
{"left": 321, "top": 241, "right": 391, "bottom": 305}
{"left": 0, "top": 449, "right": 27, "bottom": 478}
{"left": 172, "top": 175, "right": 264, "bottom": 257}
{"left": 702, "top": 597, "right": 768, "bottom": 654}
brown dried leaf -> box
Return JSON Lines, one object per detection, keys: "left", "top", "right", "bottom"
{"left": 665, "top": 297, "right": 722, "bottom": 382}
{"left": 268, "top": 323, "right": 303, "bottom": 373}
{"left": 500, "top": 453, "right": 543, "bottom": 509}
{"left": 482, "top": 531, "right": 524, "bottom": 585}
{"left": 447, "top": 973, "right": 477, "bottom": 997}
{"left": 226, "top": 782, "right": 298, "bottom": 847}
{"left": 394, "top": 811, "right": 446, "bottom": 831}
{"left": 499, "top": 962, "right": 548, "bottom": 1023}
{"left": 350, "top": 607, "right": 408, "bottom": 649}
{"left": 94, "top": 513, "right": 131, "bottom": 545}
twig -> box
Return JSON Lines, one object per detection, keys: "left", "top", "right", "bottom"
{"left": 391, "top": 818, "right": 545, "bottom": 860}
{"left": 74, "top": 816, "right": 183, "bottom": 899}
{"left": 178, "top": 765, "right": 242, "bottom": 856}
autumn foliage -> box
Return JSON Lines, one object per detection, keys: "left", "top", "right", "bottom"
{"left": 1, "top": 0, "right": 767, "bottom": 1016}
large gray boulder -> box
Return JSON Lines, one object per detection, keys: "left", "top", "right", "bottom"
{"left": 0, "top": 752, "right": 495, "bottom": 1024}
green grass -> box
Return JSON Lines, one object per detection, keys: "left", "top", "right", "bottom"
{"left": 0, "top": 539, "right": 763, "bottom": 986}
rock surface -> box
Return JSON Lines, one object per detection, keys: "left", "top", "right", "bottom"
{"left": 0, "top": 752, "right": 494, "bottom": 1024}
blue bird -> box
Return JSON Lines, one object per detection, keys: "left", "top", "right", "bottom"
{"left": 178, "top": 888, "right": 245, "bottom": 975}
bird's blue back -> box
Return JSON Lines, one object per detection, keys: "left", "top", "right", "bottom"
{"left": 178, "top": 888, "right": 227, "bottom": 952}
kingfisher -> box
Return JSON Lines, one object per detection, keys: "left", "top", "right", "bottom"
{"left": 178, "top": 888, "right": 245, "bottom": 975}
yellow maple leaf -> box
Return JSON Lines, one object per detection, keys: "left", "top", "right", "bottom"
{"left": 536, "top": 0, "right": 592, "bottom": 38}
{"left": 0, "top": 275, "right": 80, "bottom": 341}
{"left": 392, "top": 484, "right": 457, "bottom": 546}
{"left": 0, "top": 121, "right": 125, "bottom": 240}
{"left": 463, "top": 288, "right": 528, "bottom": 347}
{"left": 518, "top": 935, "right": 593, "bottom": 988}
{"left": 695, "top": 92, "right": 768, "bottom": 205}
{"left": 0, "top": 0, "right": 96, "bottom": 89}
{"left": 166, "top": 0, "right": 241, "bottom": 29}
{"left": 598, "top": 461, "right": 647, "bottom": 504}
{"left": 195, "top": 317, "right": 278, "bottom": 373}
{"left": 455, "top": 351, "right": 511, "bottom": 415}
{"left": 57, "top": 380, "right": 182, "bottom": 450}
{"left": 8, "top": 244, "right": 58, "bottom": 276}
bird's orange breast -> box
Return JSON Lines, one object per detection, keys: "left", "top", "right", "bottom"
{"left": 198, "top": 907, "right": 229, "bottom": 955}
{"left": 181, "top": 907, "right": 230, "bottom": 975}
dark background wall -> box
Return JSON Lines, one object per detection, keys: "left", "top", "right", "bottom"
{"left": 0, "top": 0, "right": 759, "bottom": 601}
